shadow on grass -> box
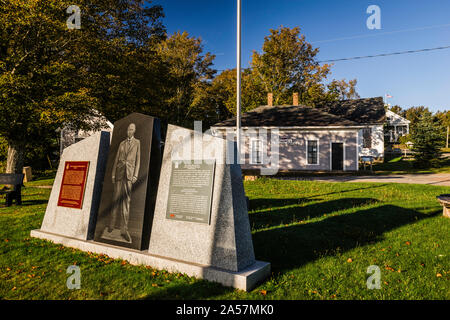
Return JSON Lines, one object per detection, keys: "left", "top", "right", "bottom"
{"left": 303, "top": 183, "right": 388, "bottom": 199}
{"left": 249, "top": 183, "right": 388, "bottom": 209}
{"left": 252, "top": 204, "right": 440, "bottom": 274}
{"left": 140, "top": 277, "right": 235, "bottom": 300}
{"left": 0, "top": 198, "right": 49, "bottom": 208}
{"left": 20, "top": 199, "right": 49, "bottom": 206}
{"left": 250, "top": 198, "right": 379, "bottom": 229}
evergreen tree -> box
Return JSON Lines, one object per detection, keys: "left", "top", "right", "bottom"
{"left": 411, "top": 113, "right": 444, "bottom": 168}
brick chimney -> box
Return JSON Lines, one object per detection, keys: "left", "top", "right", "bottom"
{"left": 293, "top": 92, "right": 299, "bottom": 106}
{"left": 267, "top": 93, "right": 273, "bottom": 106}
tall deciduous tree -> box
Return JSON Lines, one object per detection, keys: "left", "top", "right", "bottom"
{"left": 435, "top": 110, "right": 450, "bottom": 148}
{"left": 212, "top": 27, "right": 359, "bottom": 117}
{"left": 250, "top": 26, "right": 358, "bottom": 107}
{"left": 156, "top": 31, "right": 216, "bottom": 127}
{"left": 0, "top": 0, "right": 165, "bottom": 173}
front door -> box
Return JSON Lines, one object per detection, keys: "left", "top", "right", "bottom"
{"left": 331, "top": 143, "right": 344, "bottom": 171}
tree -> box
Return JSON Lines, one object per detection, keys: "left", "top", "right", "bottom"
{"left": 411, "top": 113, "right": 444, "bottom": 168}
{"left": 211, "top": 26, "right": 360, "bottom": 117}
{"left": 249, "top": 26, "right": 358, "bottom": 107}
{"left": 0, "top": 0, "right": 166, "bottom": 173}
{"left": 404, "top": 106, "right": 432, "bottom": 129}
{"left": 208, "top": 68, "right": 266, "bottom": 117}
{"left": 155, "top": 31, "right": 216, "bottom": 127}
{"left": 389, "top": 105, "right": 403, "bottom": 116}
{"left": 326, "top": 79, "right": 360, "bottom": 101}
{"left": 435, "top": 110, "right": 450, "bottom": 148}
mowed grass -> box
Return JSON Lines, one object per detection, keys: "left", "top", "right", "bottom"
{"left": 370, "top": 157, "right": 450, "bottom": 174}
{"left": 0, "top": 179, "right": 449, "bottom": 300}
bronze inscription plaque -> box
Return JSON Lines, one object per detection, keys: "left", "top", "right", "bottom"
{"left": 166, "top": 160, "right": 215, "bottom": 224}
{"left": 57, "top": 161, "right": 90, "bottom": 209}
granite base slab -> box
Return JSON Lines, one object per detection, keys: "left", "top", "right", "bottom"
{"left": 30, "top": 229, "right": 270, "bottom": 292}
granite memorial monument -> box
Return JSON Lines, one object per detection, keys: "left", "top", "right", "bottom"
{"left": 93, "top": 113, "right": 162, "bottom": 250}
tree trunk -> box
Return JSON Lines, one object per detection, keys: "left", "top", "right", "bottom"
{"left": 6, "top": 142, "right": 25, "bottom": 174}
{"left": 446, "top": 126, "right": 449, "bottom": 149}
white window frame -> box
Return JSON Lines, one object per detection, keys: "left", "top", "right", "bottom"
{"left": 250, "top": 138, "right": 263, "bottom": 165}
{"left": 306, "top": 139, "right": 319, "bottom": 165}
{"left": 362, "top": 127, "right": 372, "bottom": 149}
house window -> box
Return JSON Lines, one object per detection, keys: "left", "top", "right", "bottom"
{"left": 250, "top": 139, "right": 263, "bottom": 164}
{"left": 362, "top": 128, "right": 372, "bottom": 148}
{"left": 397, "top": 126, "right": 406, "bottom": 136}
{"left": 307, "top": 140, "right": 318, "bottom": 165}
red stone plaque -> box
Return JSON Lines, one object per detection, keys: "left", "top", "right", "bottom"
{"left": 57, "top": 161, "right": 90, "bottom": 209}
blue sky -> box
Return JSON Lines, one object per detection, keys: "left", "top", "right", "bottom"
{"left": 153, "top": 0, "right": 450, "bottom": 112}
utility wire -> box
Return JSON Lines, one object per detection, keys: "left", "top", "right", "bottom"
{"left": 311, "top": 23, "right": 450, "bottom": 44}
{"left": 318, "top": 45, "right": 450, "bottom": 63}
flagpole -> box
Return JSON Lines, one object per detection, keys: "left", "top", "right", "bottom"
{"left": 236, "top": 0, "right": 242, "bottom": 157}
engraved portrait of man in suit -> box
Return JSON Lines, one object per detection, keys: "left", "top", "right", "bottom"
{"left": 104, "top": 123, "right": 140, "bottom": 243}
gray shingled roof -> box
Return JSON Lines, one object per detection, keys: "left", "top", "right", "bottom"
{"left": 213, "top": 97, "right": 386, "bottom": 127}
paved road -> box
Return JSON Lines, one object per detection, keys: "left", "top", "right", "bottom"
{"left": 277, "top": 173, "right": 450, "bottom": 186}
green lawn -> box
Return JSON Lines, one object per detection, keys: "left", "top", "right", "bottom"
{"left": 0, "top": 179, "right": 449, "bottom": 300}
{"left": 370, "top": 157, "right": 450, "bottom": 174}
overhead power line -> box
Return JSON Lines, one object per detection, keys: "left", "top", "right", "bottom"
{"left": 318, "top": 45, "right": 450, "bottom": 63}
{"left": 311, "top": 23, "right": 450, "bottom": 44}
{"left": 216, "top": 45, "right": 450, "bottom": 71}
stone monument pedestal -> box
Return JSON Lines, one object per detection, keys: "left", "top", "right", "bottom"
{"left": 31, "top": 117, "right": 270, "bottom": 291}
{"left": 30, "top": 229, "right": 270, "bottom": 291}
{"left": 37, "top": 131, "right": 110, "bottom": 240}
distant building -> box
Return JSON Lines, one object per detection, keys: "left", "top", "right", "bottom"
{"left": 211, "top": 96, "right": 386, "bottom": 172}
{"left": 384, "top": 109, "right": 410, "bottom": 143}
{"left": 59, "top": 113, "right": 113, "bottom": 155}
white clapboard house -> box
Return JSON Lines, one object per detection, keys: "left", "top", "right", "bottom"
{"left": 211, "top": 95, "right": 386, "bottom": 172}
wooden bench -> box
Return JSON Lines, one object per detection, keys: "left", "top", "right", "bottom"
{"left": 0, "top": 174, "right": 24, "bottom": 206}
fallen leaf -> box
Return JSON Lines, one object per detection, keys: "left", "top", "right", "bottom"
{"left": 385, "top": 265, "right": 395, "bottom": 272}
{"left": 260, "top": 290, "right": 267, "bottom": 296}
{"left": 152, "top": 283, "right": 159, "bottom": 287}
{"left": 121, "top": 261, "right": 127, "bottom": 266}
{"left": 347, "top": 258, "right": 353, "bottom": 263}
{"left": 405, "top": 241, "right": 411, "bottom": 245}
{"left": 11, "top": 287, "right": 16, "bottom": 291}
{"left": 436, "top": 273, "right": 442, "bottom": 278}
